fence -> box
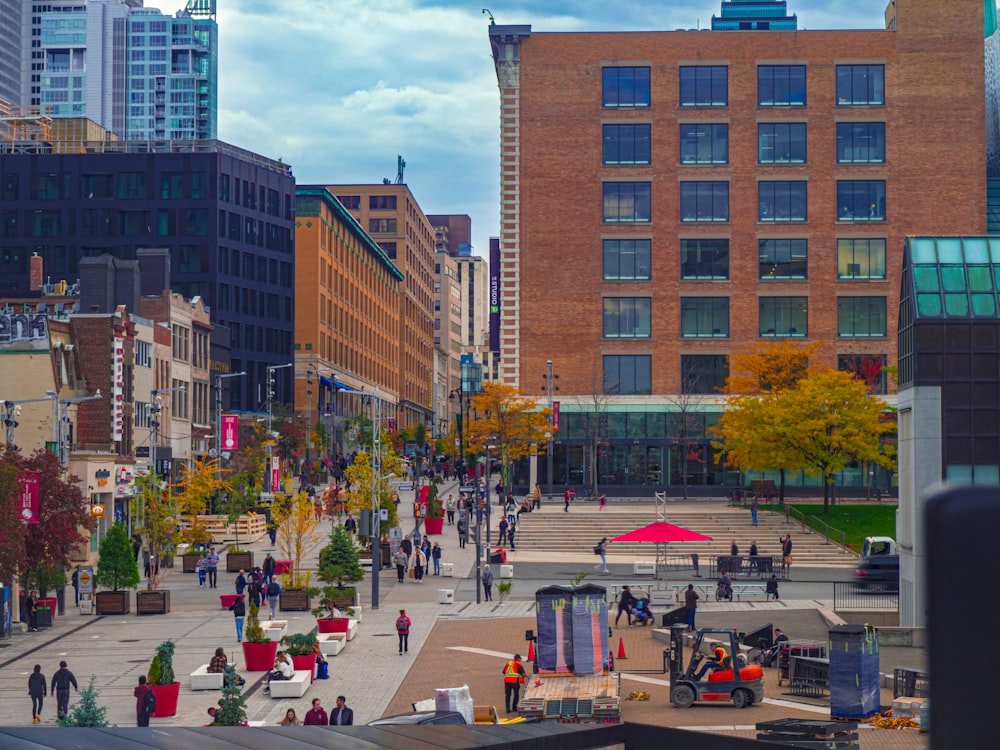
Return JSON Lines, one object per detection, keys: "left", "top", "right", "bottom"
{"left": 832, "top": 581, "right": 899, "bottom": 610}
{"left": 710, "top": 556, "right": 787, "bottom": 580}
{"left": 785, "top": 506, "right": 850, "bottom": 550}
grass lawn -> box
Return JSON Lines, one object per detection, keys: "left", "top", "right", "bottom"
{"left": 760, "top": 504, "right": 896, "bottom": 552}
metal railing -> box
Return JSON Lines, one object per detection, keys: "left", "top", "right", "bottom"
{"left": 710, "top": 555, "right": 786, "bottom": 580}
{"left": 785, "top": 505, "right": 850, "bottom": 550}
{"left": 832, "top": 581, "right": 898, "bottom": 610}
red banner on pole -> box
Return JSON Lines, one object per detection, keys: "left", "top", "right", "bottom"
{"left": 552, "top": 401, "right": 561, "bottom": 432}
{"left": 271, "top": 456, "right": 280, "bottom": 493}
{"left": 17, "top": 470, "right": 39, "bottom": 524}
{"left": 221, "top": 414, "right": 239, "bottom": 451}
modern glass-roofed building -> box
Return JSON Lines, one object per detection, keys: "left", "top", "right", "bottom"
{"left": 711, "top": 1, "right": 797, "bottom": 31}
{"left": 897, "top": 236, "right": 1000, "bottom": 627}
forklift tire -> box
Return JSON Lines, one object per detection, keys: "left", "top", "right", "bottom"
{"left": 671, "top": 684, "right": 695, "bottom": 709}
{"left": 732, "top": 688, "right": 752, "bottom": 709}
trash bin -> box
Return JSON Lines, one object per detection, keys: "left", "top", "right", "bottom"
{"left": 829, "top": 623, "right": 880, "bottom": 719}
{"left": 489, "top": 548, "right": 507, "bottom": 565}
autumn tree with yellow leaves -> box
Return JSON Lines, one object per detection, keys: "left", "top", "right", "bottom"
{"left": 172, "top": 456, "right": 229, "bottom": 548}
{"left": 342, "top": 442, "right": 407, "bottom": 541}
{"left": 466, "top": 383, "right": 551, "bottom": 489}
{"left": 271, "top": 490, "right": 319, "bottom": 588}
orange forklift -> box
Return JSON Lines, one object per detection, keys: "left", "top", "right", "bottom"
{"left": 667, "top": 625, "right": 764, "bottom": 709}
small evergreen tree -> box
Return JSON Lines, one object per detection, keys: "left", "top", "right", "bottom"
{"left": 318, "top": 525, "right": 364, "bottom": 590}
{"left": 58, "top": 676, "right": 112, "bottom": 727}
{"left": 244, "top": 598, "right": 265, "bottom": 643}
{"left": 213, "top": 664, "right": 248, "bottom": 726}
{"left": 149, "top": 640, "right": 175, "bottom": 685}
{"left": 95, "top": 523, "right": 140, "bottom": 591}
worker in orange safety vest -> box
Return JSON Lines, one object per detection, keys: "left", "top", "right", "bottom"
{"left": 502, "top": 653, "right": 527, "bottom": 714}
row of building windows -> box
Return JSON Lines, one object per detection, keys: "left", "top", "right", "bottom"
{"left": 602, "top": 295, "right": 887, "bottom": 340}
{"left": 603, "top": 238, "right": 886, "bottom": 282}
{"left": 602, "top": 64, "right": 884, "bottom": 108}
{"left": 604, "top": 352, "right": 888, "bottom": 396}
{"left": 603, "top": 180, "right": 886, "bottom": 223}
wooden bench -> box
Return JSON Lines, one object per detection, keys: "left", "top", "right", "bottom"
{"left": 189, "top": 664, "right": 224, "bottom": 691}
{"left": 317, "top": 632, "right": 346, "bottom": 657}
{"left": 268, "top": 671, "right": 309, "bottom": 698}
{"left": 633, "top": 561, "right": 656, "bottom": 575}
{"left": 260, "top": 620, "right": 287, "bottom": 641}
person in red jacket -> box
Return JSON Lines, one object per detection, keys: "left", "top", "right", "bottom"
{"left": 303, "top": 697, "right": 328, "bottom": 725}
{"left": 134, "top": 675, "right": 154, "bottom": 727}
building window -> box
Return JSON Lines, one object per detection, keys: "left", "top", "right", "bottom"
{"left": 603, "top": 124, "right": 651, "bottom": 165}
{"left": 680, "top": 238, "right": 729, "bottom": 280}
{"left": 379, "top": 241, "right": 397, "bottom": 259}
{"left": 681, "top": 355, "right": 729, "bottom": 395}
{"left": 604, "top": 239, "right": 651, "bottom": 280}
{"left": 759, "top": 297, "right": 808, "bottom": 337}
{"left": 758, "top": 123, "right": 806, "bottom": 164}
{"left": 34, "top": 173, "right": 65, "bottom": 200}
{"left": 837, "top": 238, "right": 886, "bottom": 280}
{"left": 82, "top": 173, "right": 113, "bottom": 199}
{"left": 838, "top": 296, "right": 886, "bottom": 337}
{"left": 370, "top": 195, "right": 397, "bottom": 210}
{"left": 679, "top": 66, "right": 728, "bottom": 107}
{"left": 179, "top": 244, "right": 207, "bottom": 273}
{"left": 369, "top": 218, "right": 397, "bottom": 233}
{"left": 759, "top": 239, "right": 808, "bottom": 280}
{"left": 757, "top": 65, "right": 806, "bottom": 106}
{"left": 603, "top": 354, "right": 652, "bottom": 395}
{"left": 759, "top": 182, "right": 807, "bottom": 222}
{"left": 118, "top": 172, "right": 147, "bottom": 199}
{"left": 603, "top": 297, "right": 651, "bottom": 338}
{"left": 836, "top": 64, "right": 885, "bottom": 106}
{"left": 836, "top": 122, "right": 885, "bottom": 163}
{"left": 337, "top": 195, "right": 360, "bottom": 209}
{"left": 603, "top": 182, "right": 651, "bottom": 223}
{"left": 681, "top": 297, "right": 729, "bottom": 338}
{"left": 602, "top": 66, "right": 650, "bottom": 108}
{"left": 837, "top": 181, "right": 886, "bottom": 222}
{"left": 3, "top": 210, "right": 18, "bottom": 237}
{"left": 680, "top": 182, "right": 729, "bottom": 223}
{"left": 31, "top": 210, "right": 61, "bottom": 236}
{"left": 0, "top": 247, "right": 27, "bottom": 274}
{"left": 680, "top": 123, "right": 728, "bottom": 164}
{"left": 161, "top": 173, "right": 183, "bottom": 199}
{"left": 838, "top": 353, "right": 887, "bottom": 394}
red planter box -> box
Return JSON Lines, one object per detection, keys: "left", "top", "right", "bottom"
{"left": 316, "top": 618, "right": 350, "bottom": 634}
{"left": 274, "top": 560, "right": 293, "bottom": 575}
{"left": 242, "top": 640, "right": 278, "bottom": 672}
{"left": 290, "top": 654, "right": 315, "bottom": 683}
{"left": 151, "top": 682, "right": 180, "bottom": 718}
{"left": 219, "top": 593, "right": 244, "bottom": 610}
{"left": 423, "top": 517, "right": 444, "bottom": 536}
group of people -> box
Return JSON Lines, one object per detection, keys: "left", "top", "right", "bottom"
{"left": 283, "top": 696, "right": 354, "bottom": 726}
{"left": 25, "top": 660, "right": 78, "bottom": 724}
{"left": 391, "top": 536, "right": 443, "bottom": 583}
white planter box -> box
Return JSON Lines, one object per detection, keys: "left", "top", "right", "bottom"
{"left": 500, "top": 564, "right": 514, "bottom": 579}
{"left": 260, "top": 620, "right": 287, "bottom": 642}
{"left": 633, "top": 561, "right": 656, "bottom": 575}
{"left": 441, "top": 562, "right": 454, "bottom": 577}
{"left": 438, "top": 589, "right": 454, "bottom": 604}
{"left": 346, "top": 619, "right": 358, "bottom": 641}
{"left": 318, "top": 632, "right": 346, "bottom": 657}
{"left": 268, "top": 671, "right": 309, "bottom": 698}
{"left": 190, "top": 664, "right": 224, "bottom": 691}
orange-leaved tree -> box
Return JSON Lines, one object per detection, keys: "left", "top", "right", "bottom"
{"left": 173, "top": 456, "right": 229, "bottom": 548}
{"left": 271, "top": 489, "right": 320, "bottom": 589}
{"left": 466, "top": 382, "right": 551, "bottom": 490}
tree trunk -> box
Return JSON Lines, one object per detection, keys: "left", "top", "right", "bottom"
{"left": 822, "top": 475, "right": 830, "bottom": 515}
{"left": 681, "top": 443, "right": 689, "bottom": 500}
{"left": 779, "top": 468, "right": 786, "bottom": 505}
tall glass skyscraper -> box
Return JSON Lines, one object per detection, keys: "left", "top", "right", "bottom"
{"left": 37, "top": 0, "right": 217, "bottom": 140}
{"left": 711, "top": 1, "right": 798, "bottom": 31}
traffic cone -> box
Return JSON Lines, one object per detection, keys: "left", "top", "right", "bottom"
{"left": 617, "top": 636, "right": 627, "bottom": 660}
{"left": 527, "top": 639, "right": 535, "bottom": 662}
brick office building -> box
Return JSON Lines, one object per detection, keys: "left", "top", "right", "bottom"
{"left": 488, "top": 0, "right": 987, "bottom": 492}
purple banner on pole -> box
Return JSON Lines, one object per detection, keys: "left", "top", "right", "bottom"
{"left": 489, "top": 237, "right": 501, "bottom": 353}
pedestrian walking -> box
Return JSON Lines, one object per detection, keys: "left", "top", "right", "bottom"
{"left": 50, "top": 660, "right": 77, "bottom": 719}
{"left": 28, "top": 664, "right": 46, "bottom": 723}
{"left": 330, "top": 695, "right": 354, "bottom": 726}
{"left": 684, "top": 583, "right": 699, "bottom": 631}
{"left": 71, "top": 567, "right": 80, "bottom": 606}
{"left": 196, "top": 554, "right": 207, "bottom": 587}
{"left": 598, "top": 493, "right": 607, "bottom": 510}
{"left": 205, "top": 547, "right": 220, "bottom": 588}
{"left": 431, "top": 542, "right": 442, "bottom": 575}
{"left": 142, "top": 548, "right": 151, "bottom": 578}
{"left": 134, "top": 675, "right": 154, "bottom": 727}
{"left": 482, "top": 563, "right": 494, "bottom": 601}
{"left": 234, "top": 569, "right": 247, "bottom": 595}
{"left": 781, "top": 534, "right": 793, "bottom": 570}
{"left": 594, "top": 537, "right": 608, "bottom": 573}
{"left": 396, "top": 609, "right": 411, "bottom": 655}
{"left": 457, "top": 515, "right": 468, "bottom": 549}
{"left": 262, "top": 553, "right": 276, "bottom": 585}
{"left": 267, "top": 521, "right": 277, "bottom": 545}
{"left": 614, "top": 585, "right": 634, "bottom": 627}
{"left": 393, "top": 547, "right": 408, "bottom": 582}
{"left": 502, "top": 654, "right": 527, "bottom": 714}
{"left": 228, "top": 593, "right": 246, "bottom": 642}
{"left": 750, "top": 495, "right": 759, "bottom": 526}
{"left": 247, "top": 570, "right": 261, "bottom": 608}
{"left": 266, "top": 579, "right": 281, "bottom": 619}
{"left": 304, "top": 698, "right": 328, "bottom": 725}
{"left": 507, "top": 519, "right": 516, "bottom": 550}
{"left": 749, "top": 540, "right": 759, "bottom": 575}
{"left": 445, "top": 494, "right": 457, "bottom": 525}
{"left": 413, "top": 547, "right": 427, "bottom": 582}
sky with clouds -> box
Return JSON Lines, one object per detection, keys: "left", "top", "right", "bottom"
{"left": 155, "top": 1, "right": 894, "bottom": 257}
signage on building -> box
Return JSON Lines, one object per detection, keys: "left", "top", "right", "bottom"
{"left": 222, "top": 414, "right": 239, "bottom": 451}
{"left": 111, "top": 331, "right": 125, "bottom": 442}
{"left": 17, "top": 471, "right": 39, "bottom": 524}
{"left": 91, "top": 503, "right": 105, "bottom": 518}
{"left": 489, "top": 237, "right": 501, "bottom": 353}
{"left": 552, "top": 401, "right": 560, "bottom": 432}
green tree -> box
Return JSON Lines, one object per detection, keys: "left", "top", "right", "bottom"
{"left": 94, "top": 523, "right": 140, "bottom": 592}
{"left": 222, "top": 472, "right": 261, "bottom": 551}
{"left": 213, "top": 664, "right": 248, "bottom": 726}
{"left": 272, "top": 490, "right": 319, "bottom": 588}
{"left": 343, "top": 442, "right": 407, "bottom": 535}
{"left": 148, "top": 640, "right": 176, "bottom": 685}
{"left": 57, "top": 676, "right": 111, "bottom": 727}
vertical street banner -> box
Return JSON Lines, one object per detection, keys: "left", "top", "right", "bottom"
{"left": 489, "top": 237, "right": 501, "bottom": 353}
{"left": 221, "top": 414, "right": 239, "bottom": 451}
{"left": 552, "top": 401, "right": 561, "bottom": 432}
{"left": 271, "top": 456, "right": 280, "bottom": 493}
{"left": 17, "top": 470, "right": 39, "bottom": 524}
{"left": 112, "top": 331, "right": 125, "bottom": 443}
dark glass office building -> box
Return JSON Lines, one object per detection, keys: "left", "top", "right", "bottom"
{"left": 0, "top": 140, "right": 296, "bottom": 409}
{"left": 711, "top": 1, "right": 798, "bottom": 31}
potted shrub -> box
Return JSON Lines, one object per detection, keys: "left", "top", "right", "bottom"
{"left": 311, "top": 586, "right": 354, "bottom": 633}
{"left": 147, "top": 640, "right": 180, "bottom": 717}
{"left": 279, "top": 631, "right": 318, "bottom": 682}
{"left": 423, "top": 477, "right": 445, "bottom": 536}
{"left": 240, "top": 599, "right": 278, "bottom": 671}
{"left": 316, "top": 525, "right": 364, "bottom": 613}
{"left": 94, "top": 523, "right": 138, "bottom": 615}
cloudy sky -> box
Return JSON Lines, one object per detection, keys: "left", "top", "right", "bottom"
{"left": 156, "top": 1, "right": 890, "bottom": 257}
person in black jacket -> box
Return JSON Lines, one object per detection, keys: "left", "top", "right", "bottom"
{"left": 229, "top": 595, "right": 246, "bottom": 642}
{"left": 262, "top": 553, "right": 277, "bottom": 585}
{"left": 329, "top": 695, "right": 353, "bottom": 726}
{"left": 50, "top": 660, "right": 78, "bottom": 719}
{"left": 28, "top": 664, "right": 46, "bottom": 723}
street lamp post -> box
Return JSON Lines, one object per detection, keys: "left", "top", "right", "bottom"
{"left": 216, "top": 371, "right": 246, "bottom": 474}
{"left": 264, "top": 363, "right": 293, "bottom": 496}
{"left": 148, "top": 385, "right": 185, "bottom": 588}
{"left": 542, "top": 360, "right": 559, "bottom": 495}
{"left": 305, "top": 366, "right": 318, "bottom": 484}
{"left": 448, "top": 387, "right": 465, "bottom": 478}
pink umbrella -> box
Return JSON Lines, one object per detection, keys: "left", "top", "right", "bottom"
{"left": 611, "top": 522, "right": 713, "bottom": 544}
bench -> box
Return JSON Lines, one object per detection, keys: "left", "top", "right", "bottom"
{"left": 671, "top": 583, "right": 714, "bottom": 603}
{"left": 268, "top": 671, "right": 310, "bottom": 699}
{"left": 317, "top": 632, "right": 346, "bottom": 657}
{"left": 190, "top": 664, "right": 224, "bottom": 691}
{"left": 633, "top": 561, "right": 656, "bottom": 575}
{"left": 731, "top": 583, "right": 772, "bottom": 601}
{"left": 260, "top": 620, "right": 287, "bottom": 641}
{"left": 345, "top": 618, "right": 358, "bottom": 641}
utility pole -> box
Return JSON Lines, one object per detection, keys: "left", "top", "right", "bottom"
{"left": 215, "top": 371, "right": 246, "bottom": 487}
{"left": 543, "top": 360, "right": 559, "bottom": 495}
{"left": 264, "top": 363, "right": 293, "bottom": 496}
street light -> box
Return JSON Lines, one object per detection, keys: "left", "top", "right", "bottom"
{"left": 54, "top": 391, "right": 103, "bottom": 474}
{"left": 448, "top": 387, "right": 465, "bottom": 478}
{"left": 541, "top": 360, "right": 559, "bottom": 495}
{"left": 264, "top": 363, "right": 293, "bottom": 495}
{"left": 3, "top": 393, "right": 62, "bottom": 452}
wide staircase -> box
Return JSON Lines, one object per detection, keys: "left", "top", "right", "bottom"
{"left": 509, "top": 502, "right": 857, "bottom": 568}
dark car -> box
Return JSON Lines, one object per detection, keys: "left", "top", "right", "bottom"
{"left": 367, "top": 711, "right": 467, "bottom": 726}
{"left": 853, "top": 554, "right": 899, "bottom": 592}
